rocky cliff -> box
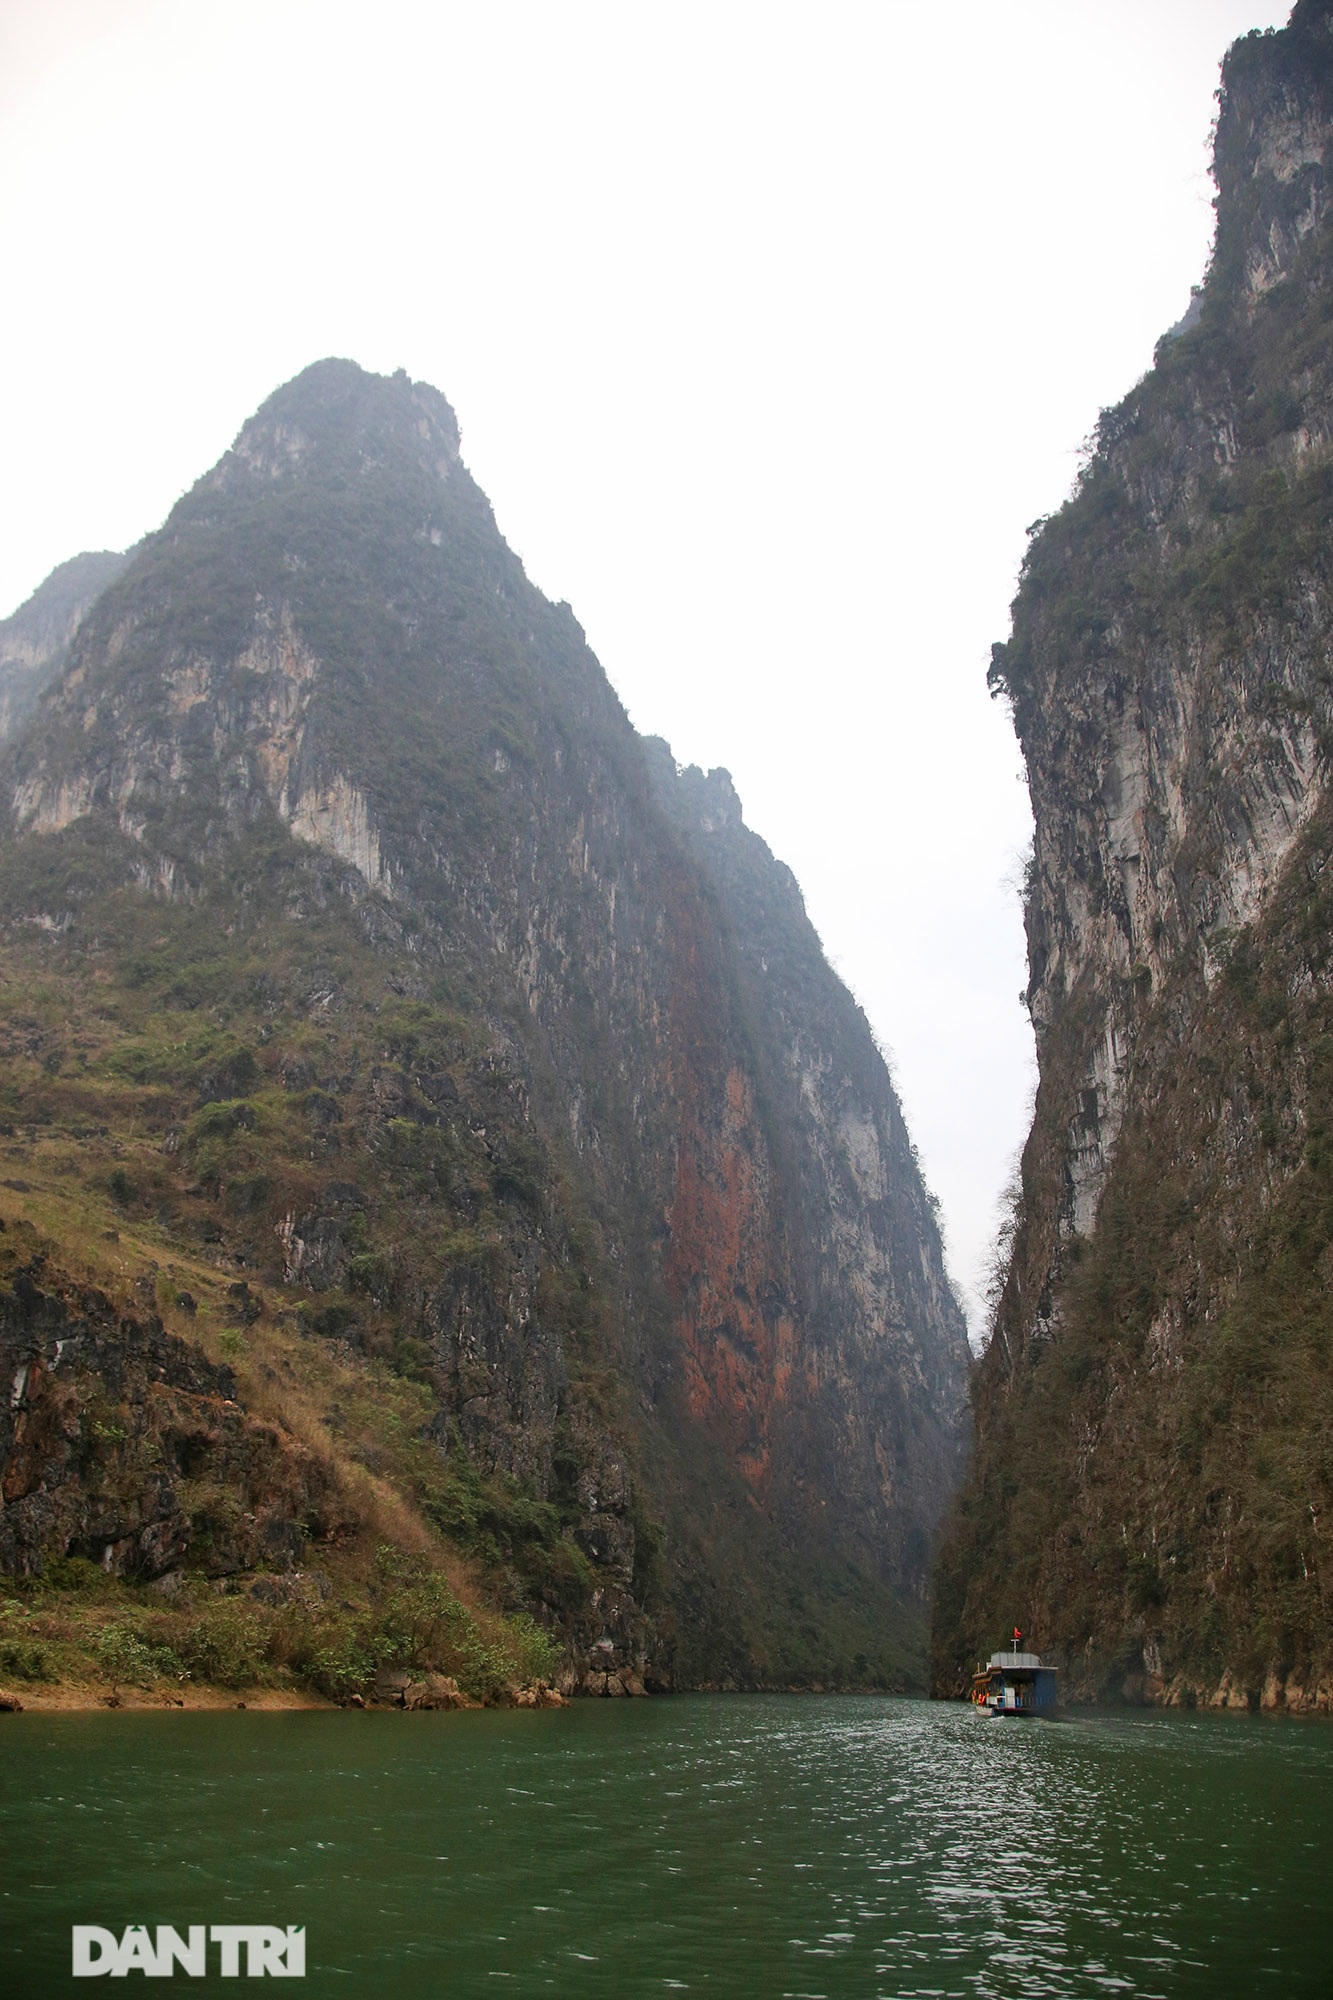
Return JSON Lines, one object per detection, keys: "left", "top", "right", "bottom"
{"left": 935, "top": 0, "right": 1333, "bottom": 1711}
{"left": 0, "top": 360, "right": 966, "bottom": 1695}
{"left": 0, "top": 551, "right": 128, "bottom": 746}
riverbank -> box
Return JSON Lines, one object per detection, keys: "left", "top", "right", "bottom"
{"left": 1, "top": 1675, "right": 571, "bottom": 1712}
{"left": 1, "top": 1680, "right": 331, "bottom": 1711}
{"left": 1048, "top": 1660, "right": 1333, "bottom": 1716}
{"left": 0, "top": 1543, "right": 570, "bottom": 1715}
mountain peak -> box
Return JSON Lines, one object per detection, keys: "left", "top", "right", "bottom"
{"left": 0, "top": 360, "right": 966, "bottom": 1692}
{"left": 211, "top": 359, "right": 462, "bottom": 494}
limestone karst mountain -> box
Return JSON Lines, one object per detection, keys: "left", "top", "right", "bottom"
{"left": 0, "top": 358, "right": 967, "bottom": 1698}
{"left": 935, "top": 0, "right": 1333, "bottom": 1711}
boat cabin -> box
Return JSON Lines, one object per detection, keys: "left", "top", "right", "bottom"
{"left": 971, "top": 1649, "right": 1058, "bottom": 1716}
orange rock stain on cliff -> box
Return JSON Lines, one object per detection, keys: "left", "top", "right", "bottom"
{"left": 660, "top": 875, "right": 798, "bottom": 1489}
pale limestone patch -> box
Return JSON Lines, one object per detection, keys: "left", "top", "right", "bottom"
{"left": 11, "top": 772, "right": 96, "bottom": 834}
{"left": 235, "top": 422, "right": 310, "bottom": 478}
{"left": 286, "top": 773, "right": 384, "bottom": 889}
{"left": 239, "top": 620, "right": 320, "bottom": 799}
{"left": 839, "top": 1108, "right": 887, "bottom": 1203}
{"left": 1257, "top": 110, "right": 1326, "bottom": 186}
{"left": 164, "top": 659, "right": 214, "bottom": 714}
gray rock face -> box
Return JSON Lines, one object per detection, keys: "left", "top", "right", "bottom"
{"left": 0, "top": 551, "right": 128, "bottom": 747}
{"left": 0, "top": 357, "right": 967, "bottom": 1688}
{"left": 644, "top": 739, "right": 967, "bottom": 1593}
{"left": 936, "top": 2, "right": 1333, "bottom": 1706}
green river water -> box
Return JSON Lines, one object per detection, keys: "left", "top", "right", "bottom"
{"left": 0, "top": 1696, "right": 1327, "bottom": 1999}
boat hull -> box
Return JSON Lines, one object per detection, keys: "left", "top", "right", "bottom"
{"left": 970, "top": 1650, "right": 1058, "bottom": 1716}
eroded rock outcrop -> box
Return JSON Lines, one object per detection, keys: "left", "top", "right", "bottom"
{"left": 1, "top": 1264, "right": 335, "bottom": 1579}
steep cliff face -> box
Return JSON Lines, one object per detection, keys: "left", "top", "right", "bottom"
{"left": 0, "top": 361, "right": 966, "bottom": 1691}
{"left": 645, "top": 746, "right": 964, "bottom": 1589}
{"left": 0, "top": 551, "right": 128, "bottom": 746}
{"left": 935, "top": 0, "right": 1333, "bottom": 1710}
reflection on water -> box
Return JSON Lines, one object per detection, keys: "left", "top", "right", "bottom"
{"left": 1, "top": 1697, "right": 1328, "bottom": 1998}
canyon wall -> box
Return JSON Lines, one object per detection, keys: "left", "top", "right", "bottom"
{"left": 935, "top": 0, "right": 1333, "bottom": 1711}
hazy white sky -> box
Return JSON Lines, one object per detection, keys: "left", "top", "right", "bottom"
{"left": 0, "top": 0, "right": 1289, "bottom": 1332}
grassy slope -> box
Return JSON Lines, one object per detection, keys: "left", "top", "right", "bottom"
{"left": 0, "top": 826, "right": 594, "bottom": 1706}
{"left": 0, "top": 821, "right": 926, "bottom": 1700}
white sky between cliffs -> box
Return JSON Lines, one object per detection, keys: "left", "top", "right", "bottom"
{"left": 0, "top": 0, "right": 1290, "bottom": 1341}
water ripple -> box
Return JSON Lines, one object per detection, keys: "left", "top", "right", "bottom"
{"left": 1, "top": 1699, "right": 1329, "bottom": 1997}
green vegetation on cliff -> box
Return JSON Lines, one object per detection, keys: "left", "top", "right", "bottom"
{"left": 0, "top": 361, "right": 965, "bottom": 1701}
{"left": 936, "top": 817, "right": 1333, "bottom": 1701}
{"left": 939, "top": 0, "right": 1333, "bottom": 1711}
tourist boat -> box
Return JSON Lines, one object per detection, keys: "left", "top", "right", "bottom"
{"left": 971, "top": 1632, "right": 1058, "bottom": 1716}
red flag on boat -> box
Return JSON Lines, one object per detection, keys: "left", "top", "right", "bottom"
{"left": 1013, "top": 1626, "right": 1023, "bottom": 1647}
